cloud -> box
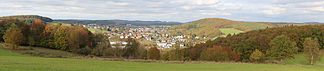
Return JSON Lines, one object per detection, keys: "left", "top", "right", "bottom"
{"left": 262, "top": 6, "right": 287, "bottom": 15}
{"left": 308, "top": 7, "right": 324, "bottom": 12}
{"left": 0, "top": 0, "right": 323, "bottom": 22}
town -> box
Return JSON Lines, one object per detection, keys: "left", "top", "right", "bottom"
{"left": 82, "top": 24, "right": 207, "bottom": 50}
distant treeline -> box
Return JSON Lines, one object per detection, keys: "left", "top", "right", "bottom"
{"left": 0, "top": 18, "right": 161, "bottom": 60}
{"left": 54, "top": 20, "right": 182, "bottom": 26}
{"left": 0, "top": 15, "right": 53, "bottom": 23}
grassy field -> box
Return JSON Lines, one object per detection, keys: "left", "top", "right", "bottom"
{"left": 219, "top": 28, "right": 243, "bottom": 36}
{"left": 1, "top": 44, "right": 324, "bottom": 71}
{"left": 223, "top": 22, "right": 275, "bottom": 31}
{"left": 88, "top": 28, "right": 108, "bottom": 34}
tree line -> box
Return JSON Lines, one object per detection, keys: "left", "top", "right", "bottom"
{"left": 195, "top": 25, "right": 323, "bottom": 64}
{"left": 0, "top": 18, "right": 161, "bottom": 60}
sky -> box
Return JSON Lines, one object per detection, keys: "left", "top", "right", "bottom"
{"left": 0, "top": 0, "right": 323, "bottom": 23}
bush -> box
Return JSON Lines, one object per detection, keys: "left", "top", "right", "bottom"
{"left": 91, "top": 46, "right": 107, "bottom": 57}
{"left": 250, "top": 49, "right": 264, "bottom": 62}
{"left": 78, "top": 47, "right": 92, "bottom": 55}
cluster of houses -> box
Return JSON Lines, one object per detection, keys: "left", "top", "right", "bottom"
{"left": 82, "top": 24, "right": 206, "bottom": 49}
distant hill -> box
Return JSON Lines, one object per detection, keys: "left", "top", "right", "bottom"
{"left": 54, "top": 20, "right": 183, "bottom": 26}
{"left": 170, "top": 18, "right": 276, "bottom": 38}
{"left": 0, "top": 15, "right": 53, "bottom": 23}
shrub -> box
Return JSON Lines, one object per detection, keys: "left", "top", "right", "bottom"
{"left": 78, "top": 47, "right": 92, "bottom": 55}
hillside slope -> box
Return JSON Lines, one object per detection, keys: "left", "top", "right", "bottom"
{"left": 0, "top": 15, "right": 53, "bottom": 23}
{"left": 170, "top": 18, "right": 276, "bottom": 38}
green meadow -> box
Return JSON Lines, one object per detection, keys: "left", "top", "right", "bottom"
{"left": 219, "top": 28, "right": 243, "bottom": 35}
{"left": 1, "top": 47, "right": 324, "bottom": 71}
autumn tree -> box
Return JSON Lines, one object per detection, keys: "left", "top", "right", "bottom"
{"left": 3, "top": 25, "right": 24, "bottom": 49}
{"left": 200, "top": 46, "right": 235, "bottom": 61}
{"left": 68, "top": 26, "right": 90, "bottom": 53}
{"left": 135, "top": 45, "right": 147, "bottom": 59}
{"left": 42, "top": 24, "right": 59, "bottom": 48}
{"left": 303, "top": 38, "right": 321, "bottom": 65}
{"left": 91, "top": 34, "right": 111, "bottom": 57}
{"left": 123, "top": 38, "right": 140, "bottom": 59}
{"left": 250, "top": 49, "right": 264, "bottom": 62}
{"left": 148, "top": 46, "right": 160, "bottom": 60}
{"left": 29, "top": 19, "right": 45, "bottom": 46}
{"left": 53, "top": 25, "right": 70, "bottom": 50}
{"left": 188, "top": 44, "right": 205, "bottom": 60}
{"left": 0, "top": 19, "right": 28, "bottom": 42}
{"left": 168, "top": 43, "right": 185, "bottom": 61}
{"left": 266, "top": 35, "right": 298, "bottom": 62}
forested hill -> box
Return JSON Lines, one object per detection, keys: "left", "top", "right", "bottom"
{"left": 170, "top": 18, "right": 276, "bottom": 38}
{"left": 54, "top": 20, "right": 183, "bottom": 26}
{"left": 189, "top": 25, "right": 324, "bottom": 61}
{"left": 0, "top": 15, "right": 53, "bottom": 23}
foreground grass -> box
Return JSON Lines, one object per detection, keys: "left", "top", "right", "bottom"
{"left": 1, "top": 48, "right": 324, "bottom": 71}
{"left": 285, "top": 52, "right": 324, "bottom": 65}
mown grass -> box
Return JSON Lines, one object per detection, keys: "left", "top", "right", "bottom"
{"left": 224, "top": 22, "right": 275, "bottom": 31}
{"left": 219, "top": 28, "right": 243, "bottom": 35}
{"left": 1, "top": 46, "right": 324, "bottom": 71}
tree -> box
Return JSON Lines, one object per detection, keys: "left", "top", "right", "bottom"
{"left": 266, "top": 35, "right": 298, "bottom": 62}
{"left": 250, "top": 49, "right": 264, "bottom": 62}
{"left": 0, "top": 19, "right": 27, "bottom": 42}
{"left": 3, "top": 25, "right": 24, "bottom": 49}
{"left": 68, "top": 26, "right": 90, "bottom": 52}
{"left": 0, "top": 20, "right": 10, "bottom": 42}
{"left": 42, "top": 24, "right": 59, "bottom": 48}
{"left": 188, "top": 44, "right": 205, "bottom": 60}
{"left": 168, "top": 43, "right": 184, "bottom": 61}
{"left": 200, "top": 46, "right": 234, "bottom": 61}
{"left": 53, "top": 25, "right": 70, "bottom": 50}
{"left": 135, "top": 45, "right": 147, "bottom": 59}
{"left": 148, "top": 46, "right": 160, "bottom": 60}
{"left": 29, "top": 19, "right": 45, "bottom": 46}
{"left": 123, "top": 38, "right": 140, "bottom": 59}
{"left": 91, "top": 34, "right": 111, "bottom": 57}
{"left": 303, "top": 38, "right": 321, "bottom": 65}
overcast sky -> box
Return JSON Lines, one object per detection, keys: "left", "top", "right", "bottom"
{"left": 0, "top": 0, "right": 323, "bottom": 22}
